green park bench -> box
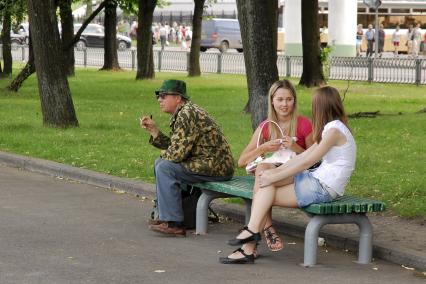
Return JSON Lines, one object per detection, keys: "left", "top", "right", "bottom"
{"left": 191, "top": 176, "right": 386, "bottom": 267}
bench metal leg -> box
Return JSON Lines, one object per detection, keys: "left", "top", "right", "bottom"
{"left": 356, "top": 215, "right": 373, "bottom": 264}
{"left": 304, "top": 215, "right": 325, "bottom": 267}
{"left": 303, "top": 214, "right": 373, "bottom": 267}
{"left": 243, "top": 198, "right": 252, "bottom": 225}
{"left": 195, "top": 189, "right": 228, "bottom": 235}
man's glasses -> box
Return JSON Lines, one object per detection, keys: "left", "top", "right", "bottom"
{"left": 155, "top": 93, "right": 179, "bottom": 100}
{"left": 156, "top": 92, "right": 169, "bottom": 99}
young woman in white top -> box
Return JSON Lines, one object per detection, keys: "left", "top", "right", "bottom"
{"left": 220, "top": 86, "right": 357, "bottom": 264}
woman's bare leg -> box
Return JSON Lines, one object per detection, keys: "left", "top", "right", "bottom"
{"left": 254, "top": 164, "right": 275, "bottom": 229}
{"left": 226, "top": 183, "right": 298, "bottom": 259}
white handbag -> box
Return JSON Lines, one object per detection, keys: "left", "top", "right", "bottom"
{"left": 245, "top": 120, "right": 296, "bottom": 175}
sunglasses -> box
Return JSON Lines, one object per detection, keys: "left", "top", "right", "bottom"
{"left": 156, "top": 92, "right": 180, "bottom": 99}
{"left": 155, "top": 92, "right": 170, "bottom": 99}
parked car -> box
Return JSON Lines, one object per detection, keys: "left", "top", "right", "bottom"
{"left": 0, "top": 26, "right": 26, "bottom": 49}
{"left": 200, "top": 18, "right": 243, "bottom": 53}
{"left": 74, "top": 23, "right": 132, "bottom": 51}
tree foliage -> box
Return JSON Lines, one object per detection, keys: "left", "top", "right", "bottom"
{"left": 0, "top": 0, "right": 26, "bottom": 28}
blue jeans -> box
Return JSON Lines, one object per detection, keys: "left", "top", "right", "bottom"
{"left": 294, "top": 170, "right": 332, "bottom": 208}
{"left": 154, "top": 158, "right": 232, "bottom": 222}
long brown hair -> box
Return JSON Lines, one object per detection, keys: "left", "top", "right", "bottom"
{"left": 312, "top": 86, "right": 349, "bottom": 143}
{"left": 266, "top": 80, "right": 298, "bottom": 139}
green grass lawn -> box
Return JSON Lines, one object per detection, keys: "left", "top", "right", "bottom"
{"left": 0, "top": 68, "right": 425, "bottom": 218}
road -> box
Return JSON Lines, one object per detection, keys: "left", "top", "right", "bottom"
{"left": 0, "top": 165, "right": 424, "bottom": 284}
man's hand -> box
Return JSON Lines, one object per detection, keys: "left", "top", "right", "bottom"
{"left": 139, "top": 116, "right": 160, "bottom": 138}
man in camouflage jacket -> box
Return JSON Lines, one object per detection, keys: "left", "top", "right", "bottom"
{"left": 140, "top": 79, "right": 234, "bottom": 236}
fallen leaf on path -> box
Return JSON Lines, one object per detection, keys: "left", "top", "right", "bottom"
{"left": 401, "top": 265, "right": 415, "bottom": 270}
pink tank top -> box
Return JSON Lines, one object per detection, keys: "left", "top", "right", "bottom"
{"left": 260, "top": 116, "right": 312, "bottom": 149}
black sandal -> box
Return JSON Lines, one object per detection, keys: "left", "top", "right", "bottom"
{"left": 227, "top": 226, "right": 261, "bottom": 246}
{"left": 219, "top": 248, "right": 255, "bottom": 264}
{"left": 264, "top": 225, "right": 284, "bottom": 252}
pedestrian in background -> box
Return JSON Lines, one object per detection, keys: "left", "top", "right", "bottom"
{"left": 392, "top": 25, "right": 401, "bottom": 57}
{"left": 406, "top": 25, "right": 414, "bottom": 56}
{"left": 181, "top": 26, "right": 187, "bottom": 50}
{"left": 378, "top": 24, "right": 385, "bottom": 57}
{"left": 423, "top": 31, "right": 426, "bottom": 55}
{"left": 159, "top": 23, "right": 167, "bottom": 51}
{"left": 356, "top": 24, "right": 363, "bottom": 57}
{"left": 412, "top": 23, "right": 422, "bottom": 57}
{"left": 365, "top": 24, "right": 375, "bottom": 57}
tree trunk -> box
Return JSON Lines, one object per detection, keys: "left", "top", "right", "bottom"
{"left": 299, "top": 0, "right": 325, "bottom": 87}
{"left": 7, "top": 34, "right": 35, "bottom": 92}
{"left": 1, "top": 8, "right": 13, "bottom": 76}
{"left": 101, "top": 0, "right": 120, "bottom": 70}
{"left": 85, "top": 0, "right": 93, "bottom": 20}
{"left": 136, "top": 0, "right": 156, "bottom": 80}
{"left": 236, "top": 0, "right": 279, "bottom": 130}
{"left": 7, "top": 1, "right": 107, "bottom": 91}
{"left": 27, "top": 0, "right": 78, "bottom": 128}
{"left": 58, "top": 0, "right": 75, "bottom": 76}
{"left": 188, "top": 0, "right": 205, "bottom": 77}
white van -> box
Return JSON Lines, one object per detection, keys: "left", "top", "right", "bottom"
{"left": 200, "top": 18, "right": 243, "bottom": 53}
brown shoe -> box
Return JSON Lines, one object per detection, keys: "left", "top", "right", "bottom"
{"left": 149, "top": 222, "right": 186, "bottom": 237}
{"left": 148, "top": 219, "right": 166, "bottom": 226}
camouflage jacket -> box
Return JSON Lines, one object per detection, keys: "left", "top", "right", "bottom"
{"left": 150, "top": 101, "right": 234, "bottom": 177}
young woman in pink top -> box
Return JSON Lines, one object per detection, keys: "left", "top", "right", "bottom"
{"left": 237, "top": 80, "right": 314, "bottom": 253}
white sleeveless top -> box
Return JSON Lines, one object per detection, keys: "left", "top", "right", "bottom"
{"left": 312, "top": 120, "right": 356, "bottom": 196}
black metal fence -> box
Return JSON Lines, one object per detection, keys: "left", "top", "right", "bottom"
{"left": 3, "top": 45, "right": 426, "bottom": 85}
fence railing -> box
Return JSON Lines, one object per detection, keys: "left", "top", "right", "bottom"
{"left": 3, "top": 45, "right": 426, "bottom": 85}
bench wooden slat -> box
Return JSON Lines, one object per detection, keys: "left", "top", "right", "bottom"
{"left": 192, "top": 176, "right": 386, "bottom": 215}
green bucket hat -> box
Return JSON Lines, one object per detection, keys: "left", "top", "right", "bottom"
{"left": 155, "top": 79, "right": 190, "bottom": 100}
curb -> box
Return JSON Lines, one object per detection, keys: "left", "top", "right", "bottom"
{"left": 0, "top": 151, "right": 425, "bottom": 271}
{"left": 0, "top": 151, "right": 155, "bottom": 197}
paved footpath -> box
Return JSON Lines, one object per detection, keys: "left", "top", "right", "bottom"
{"left": 0, "top": 165, "right": 424, "bottom": 284}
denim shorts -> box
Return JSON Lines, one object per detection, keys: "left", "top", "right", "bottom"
{"left": 294, "top": 170, "right": 333, "bottom": 208}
